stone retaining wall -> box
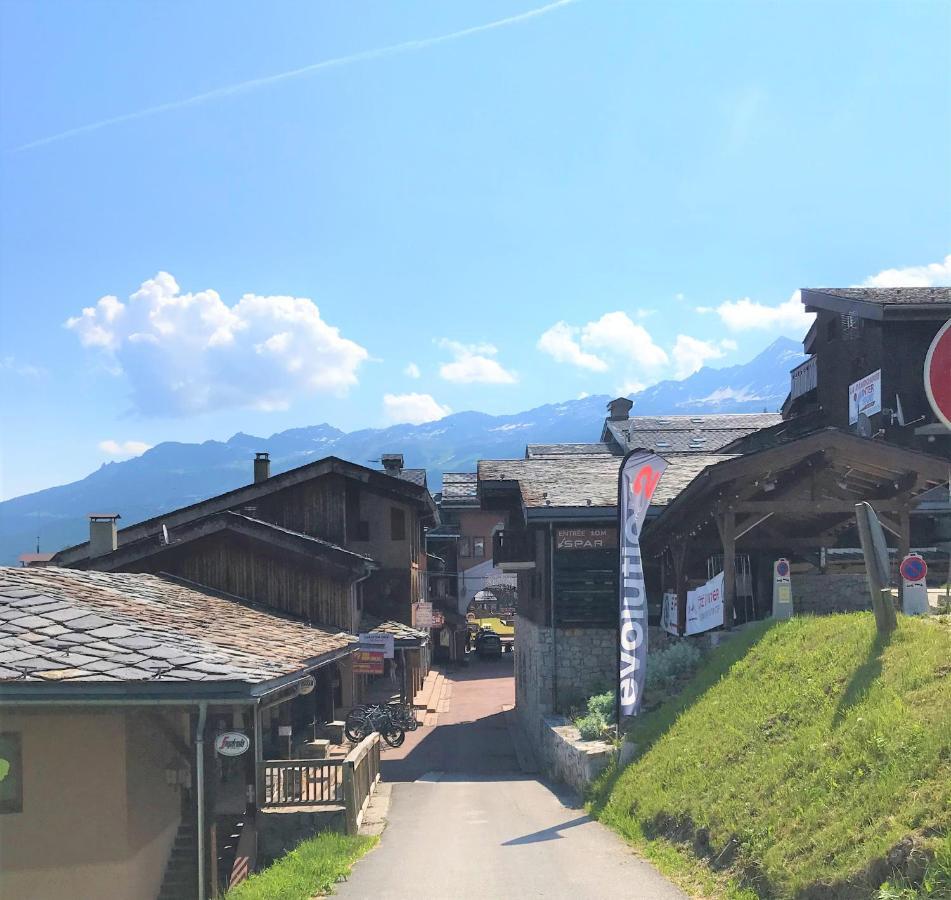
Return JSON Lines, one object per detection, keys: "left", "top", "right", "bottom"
{"left": 539, "top": 715, "right": 614, "bottom": 796}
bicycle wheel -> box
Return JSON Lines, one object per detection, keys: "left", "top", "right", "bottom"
{"left": 345, "top": 714, "right": 370, "bottom": 743}
{"left": 383, "top": 726, "right": 405, "bottom": 748}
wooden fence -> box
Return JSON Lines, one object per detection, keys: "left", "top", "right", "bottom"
{"left": 260, "top": 759, "right": 344, "bottom": 806}
{"left": 343, "top": 733, "right": 381, "bottom": 834}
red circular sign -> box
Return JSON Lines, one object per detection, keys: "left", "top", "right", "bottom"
{"left": 924, "top": 319, "right": 951, "bottom": 429}
{"left": 899, "top": 555, "right": 927, "bottom": 583}
{"left": 776, "top": 559, "right": 790, "bottom": 577}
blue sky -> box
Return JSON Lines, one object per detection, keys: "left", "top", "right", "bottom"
{"left": 1, "top": 0, "right": 949, "bottom": 500}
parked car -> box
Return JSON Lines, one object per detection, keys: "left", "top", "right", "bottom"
{"left": 475, "top": 627, "right": 503, "bottom": 658}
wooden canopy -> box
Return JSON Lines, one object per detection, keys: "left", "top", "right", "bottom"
{"left": 643, "top": 427, "right": 951, "bottom": 628}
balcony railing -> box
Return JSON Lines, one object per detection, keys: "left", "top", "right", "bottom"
{"left": 789, "top": 356, "right": 817, "bottom": 400}
{"left": 260, "top": 759, "right": 344, "bottom": 807}
{"left": 493, "top": 530, "right": 536, "bottom": 570}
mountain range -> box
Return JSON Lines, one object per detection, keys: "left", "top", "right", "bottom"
{"left": 0, "top": 336, "right": 805, "bottom": 563}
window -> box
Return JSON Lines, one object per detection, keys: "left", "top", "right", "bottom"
{"left": 473, "top": 537, "right": 485, "bottom": 558}
{"left": 459, "top": 536, "right": 471, "bottom": 557}
{"left": 390, "top": 507, "right": 406, "bottom": 541}
{"left": 0, "top": 733, "right": 22, "bottom": 813}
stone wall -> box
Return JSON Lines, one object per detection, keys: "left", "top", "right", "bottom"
{"left": 539, "top": 716, "right": 614, "bottom": 796}
{"left": 552, "top": 627, "right": 616, "bottom": 713}
{"left": 514, "top": 616, "right": 553, "bottom": 739}
{"left": 793, "top": 572, "right": 872, "bottom": 615}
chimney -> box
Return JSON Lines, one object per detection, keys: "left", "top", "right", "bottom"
{"left": 88, "top": 514, "right": 120, "bottom": 557}
{"left": 607, "top": 397, "right": 634, "bottom": 421}
{"left": 254, "top": 452, "right": 271, "bottom": 484}
{"left": 381, "top": 453, "right": 404, "bottom": 474}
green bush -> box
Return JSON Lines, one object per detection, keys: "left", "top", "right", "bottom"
{"left": 586, "top": 690, "right": 615, "bottom": 723}
{"left": 575, "top": 711, "right": 607, "bottom": 741}
{"left": 645, "top": 640, "right": 702, "bottom": 690}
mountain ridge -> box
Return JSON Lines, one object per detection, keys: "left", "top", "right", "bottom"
{"left": 0, "top": 337, "right": 805, "bottom": 562}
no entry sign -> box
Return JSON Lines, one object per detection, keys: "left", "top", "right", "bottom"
{"left": 924, "top": 319, "right": 951, "bottom": 429}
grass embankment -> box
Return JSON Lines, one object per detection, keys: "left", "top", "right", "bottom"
{"left": 590, "top": 614, "right": 951, "bottom": 899}
{"left": 224, "top": 832, "right": 377, "bottom": 900}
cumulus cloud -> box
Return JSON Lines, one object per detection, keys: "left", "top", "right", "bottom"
{"left": 672, "top": 335, "right": 732, "bottom": 379}
{"left": 65, "top": 272, "right": 368, "bottom": 416}
{"left": 404, "top": 362, "right": 421, "bottom": 379}
{"left": 536, "top": 322, "right": 608, "bottom": 372}
{"left": 713, "top": 291, "right": 812, "bottom": 334}
{"left": 437, "top": 340, "right": 517, "bottom": 384}
{"left": 382, "top": 392, "right": 451, "bottom": 425}
{"left": 99, "top": 439, "right": 152, "bottom": 458}
{"left": 862, "top": 253, "right": 951, "bottom": 287}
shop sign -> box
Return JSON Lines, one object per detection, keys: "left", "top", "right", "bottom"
{"left": 214, "top": 732, "right": 250, "bottom": 757}
{"left": 358, "top": 632, "right": 395, "bottom": 659}
{"left": 353, "top": 649, "right": 384, "bottom": 675}
{"left": 684, "top": 571, "right": 725, "bottom": 635}
{"left": 556, "top": 527, "right": 618, "bottom": 551}
{"left": 661, "top": 591, "right": 678, "bottom": 636}
{"left": 431, "top": 610, "right": 445, "bottom": 628}
{"left": 848, "top": 369, "right": 881, "bottom": 425}
{"left": 618, "top": 450, "right": 668, "bottom": 719}
{"left": 413, "top": 601, "right": 434, "bottom": 629}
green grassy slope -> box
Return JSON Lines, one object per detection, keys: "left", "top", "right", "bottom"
{"left": 591, "top": 615, "right": 951, "bottom": 899}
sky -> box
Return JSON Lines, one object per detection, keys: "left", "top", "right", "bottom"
{"left": 1, "top": 0, "right": 949, "bottom": 500}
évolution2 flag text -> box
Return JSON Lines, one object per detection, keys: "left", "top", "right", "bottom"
{"left": 618, "top": 450, "right": 668, "bottom": 718}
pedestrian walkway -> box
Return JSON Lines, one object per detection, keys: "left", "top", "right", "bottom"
{"left": 336, "top": 656, "right": 685, "bottom": 900}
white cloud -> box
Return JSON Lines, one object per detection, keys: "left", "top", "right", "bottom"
{"left": 617, "top": 379, "right": 646, "bottom": 396}
{"left": 862, "top": 253, "right": 951, "bottom": 287}
{"left": 0, "top": 356, "right": 46, "bottom": 378}
{"left": 382, "top": 392, "right": 451, "bottom": 425}
{"left": 404, "top": 362, "right": 421, "bottom": 379}
{"left": 99, "top": 439, "right": 153, "bottom": 458}
{"left": 581, "top": 312, "right": 669, "bottom": 368}
{"left": 437, "top": 339, "right": 517, "bottom": 384}
{"left": 695, "top": 306, "right": 715, "bottom": 314}
{"left": 65, "top": 272, "right": 369, "bottom": 416}
{"left": 577, "top": 391, "right": 590, "bottom": 399}
{"left": 671, "top": 335, "right": 729, "bottom": 379}
{"left": 537, "top": 322, "right": 608, "bottom": 371}
{"left": 713, "top": 291, "right": 813, "bottom": 334}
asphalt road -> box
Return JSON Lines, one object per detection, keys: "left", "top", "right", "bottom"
{"left": 335, "top": 656, "right": 685, "bottom": 900}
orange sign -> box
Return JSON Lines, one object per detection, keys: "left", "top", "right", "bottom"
{"left": 352, "top": 649, "right": 384, "bottom": 675}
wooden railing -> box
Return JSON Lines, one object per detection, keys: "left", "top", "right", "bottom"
{"left": 343, "top": 733, "right": 381, "bottom": 834}
{"left": 790, "top": 355, "right": 817, "bottom": 400}
{"left": 260, "top": 759, "right": 344, "bottom": 807}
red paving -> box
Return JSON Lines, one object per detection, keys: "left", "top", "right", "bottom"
{"left": 380, "top": 654, "right": 517, "bottom": 781}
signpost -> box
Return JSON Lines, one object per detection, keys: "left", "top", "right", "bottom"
{"left": 899, "top": 553, "right": 929, "bottom": 616}
{"left": 772, "top": 558, "right": 793, "bottom": 619}
{"left": 848, "top": 369, "right": 882, "bottom": 425}
{"left": 855, "top": 501, "right": 897, "bottom": 634}
{"left": 352, "top": 649, "right": 385, "bottom": 675}
{"left": 413, "top": 601, "right": 434, "bottom": 629}
{"left": 924, "top": 319, "right": 951, "bottom": 429}
{"left": 617, "top": 450, "right": 668, "bottom": 722}
{"left": 555, "top": 527, "right": 618, "bottom": 551}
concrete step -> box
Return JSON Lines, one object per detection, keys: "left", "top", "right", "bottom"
{"left": 412, "top": 670, "right": 440, "bottom": 710}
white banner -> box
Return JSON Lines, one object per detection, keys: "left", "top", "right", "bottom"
{"left": 848, "top": 369, "right": 881, "bottom": 424}
{"left": 685, "top": 571, "right": 725, "bottom": 635}
{"left": 358, "top": 632, "right": 395, "bottom": 659}
{"left": 618, "top": 450, "right": 668, "bottom": 718}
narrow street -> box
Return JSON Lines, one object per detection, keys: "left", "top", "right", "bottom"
{"left": 336, "top": 657, "right": 685, "bottom": 900}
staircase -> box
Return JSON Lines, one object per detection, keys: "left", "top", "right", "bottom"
{"left": 157, "top": 817, "right": 198, "bottom": 900}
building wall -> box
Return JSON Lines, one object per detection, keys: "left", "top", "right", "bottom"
{"left": 347, "top": 489, "right": 422, "bottom": 569}
{"left": 552, "top": 627, "right": 616, "bottom": 713}
{"left": 130, "top": 533, "right": 355, "bottom": 632}
{"left": 515, "top": 615, "right": 554, "bottom": 742}
{"left": 253, "top": 474, "right": 347, "bottom": 544}
{"left": 456, "top": 509, "right": 506, "bottom": 571}
{"left": 792, "top": 572, "right": 872, "bottom": 615}
{"left": 0, "top": 708, "right": 182, "bottom": 900}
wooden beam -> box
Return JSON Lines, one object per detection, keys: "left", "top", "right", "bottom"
{"left": 718, "top": 511, "right": 736, "bottom": 630}
{"left": 734, "top": 499, "right": 905, "bottom": 514}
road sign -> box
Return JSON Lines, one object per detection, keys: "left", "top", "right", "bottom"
{"left": 899, "top": 555, "right": 928, "bottom": 583}
{"left": 772, "top": 558, "right": 793, "bottom": 619}
{"left": 924, "top": 319, "right": 951, "bottom": 430}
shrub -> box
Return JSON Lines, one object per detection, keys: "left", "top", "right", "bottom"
{"left": 575, "top": 711, "right": 607, "bottom": 741}
{"left": 645, "top": 640, "right": 702, "bottom": 690}
{"left": 586, "top": 690, "right": 616, "bottom": 723}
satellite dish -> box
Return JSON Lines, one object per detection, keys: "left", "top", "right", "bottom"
{"left": 895, "top": 394, "right": 906, "bottom": 427}
{"left": 161, "top": 524, "right": 169, "bottom": 545}
{"left": 857, "top": 413, "right": 872, "bottom": 438}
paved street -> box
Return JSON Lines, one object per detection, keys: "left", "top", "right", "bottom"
{"left": 336, "top": 656, "right": 684, "bottom": 900}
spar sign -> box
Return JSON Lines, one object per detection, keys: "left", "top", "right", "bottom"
{"left": 618, "top": 450, "right": 668, "bottom": 719}
{"left": 924, "top": 319, "right": 951, "bottom": 430}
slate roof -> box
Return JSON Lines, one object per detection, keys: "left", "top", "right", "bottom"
{"left": 395, "top": 468, "right": 428, "bottom": 488}
{"left": 359, "top": 615, "right": 429, "bottom": 643}
{"left": 478, "top": 453, "right": 733, "bottom": 511}
{"left": 805, "top": 287, "right": 951, "bottom": 306}
{"left": 0, "top": 567, "right": 354, "bottom": 691}
{"left": 604, "top": 414, "right": 781, "bottom": 453}
{"left": 525, "top": 443, "right": 620, "bottom": 458}
{"left": 440, "top": 472, "right": 479, "bottom": 507}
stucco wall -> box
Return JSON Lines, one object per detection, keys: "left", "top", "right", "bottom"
{"left": 793, "top": 572, "right": 872, "bottom": 615}
{"left": 0, "top": 707, "right": 183, "bottom": 900}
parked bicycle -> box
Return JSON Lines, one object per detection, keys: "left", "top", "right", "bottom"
{"left": 344, "top": 701, "right": 417, "bottom": 747}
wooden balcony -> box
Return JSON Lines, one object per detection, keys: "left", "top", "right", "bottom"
{"left": 493, "top": 530, "right": 536, "bottom": 571}
{"left": 789, "top": 356, "right": 817, "bottom": 401}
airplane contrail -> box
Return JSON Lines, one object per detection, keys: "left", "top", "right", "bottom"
{"left": 14, "top": 0, "right": 579, "bottom": 152}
